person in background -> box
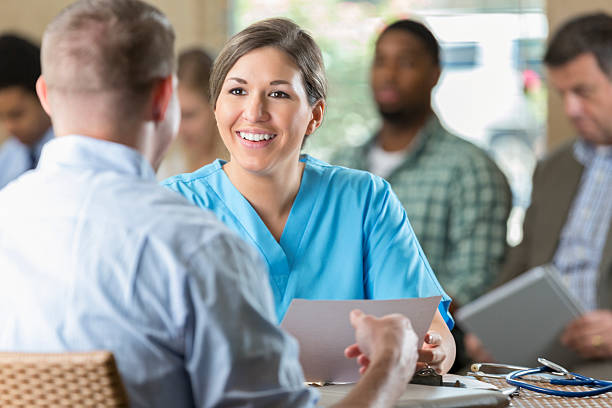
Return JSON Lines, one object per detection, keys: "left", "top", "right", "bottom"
{"left": 333, "top": 18, "right": 511, "bottom": 311}
{"left": 499, "top": 12, "right": 612, "bottom": 377}
{"left": 157, "top": 47, "right": 228, "bottom": 179}
{"left": 0, "top": 34, "right": 53, "bottom": 189}
{"left": 163, "top": 17, "right": 456, "bottom": 374}
{"left": 331, "top": 19, "right": 511, "bottom": 371}
{"left": 0, "top": 1, "right": 422, "bottom": 407}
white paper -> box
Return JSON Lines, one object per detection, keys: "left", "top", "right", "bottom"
{"left": 280, "top": 296, "right": 442, "bottom": 382}
{"left": 443, "top": 374, "right": 499, "bottom": 390}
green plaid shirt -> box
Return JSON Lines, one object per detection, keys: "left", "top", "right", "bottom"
{"left": 332, "top": 115, "right": 511, "bottom": 305}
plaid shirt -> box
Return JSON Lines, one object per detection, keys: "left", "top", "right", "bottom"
{"left": 332, "top": 115, "right": 511, "bottom": 305}
{"left": 553, "top": 140, "right": 612, "bottom": 311}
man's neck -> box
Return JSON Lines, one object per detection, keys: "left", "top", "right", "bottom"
{"left": 377, "top": 110, "right": 431, "bottom": 152}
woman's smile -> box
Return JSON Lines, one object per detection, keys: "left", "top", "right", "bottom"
{"left": 235, "top": 129, "right": 278, "bottom": 148}
{"left": 214, "top": 46, "right": 318, "bottom": 175}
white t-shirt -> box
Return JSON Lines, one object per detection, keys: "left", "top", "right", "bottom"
{"left": 367, "top": 143, "right": 410, "bottom": 178}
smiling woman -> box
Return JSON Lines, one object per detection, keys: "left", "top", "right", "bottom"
{"left": 162, "top": 17, "right": 457, "bottom": 374}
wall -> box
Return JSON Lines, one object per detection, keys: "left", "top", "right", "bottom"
{"left": 546, "top": 0, "right": 612, "bottom": 150}
{"left": 0, "top": 0, "right": 228, "bottom": 142}
{"left": 0, "top": 0, "right": 228, "bottom": 52}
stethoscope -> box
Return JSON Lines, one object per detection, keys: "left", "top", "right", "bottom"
{"left": 469, "top": 358, "right": 612, "bottom": 397}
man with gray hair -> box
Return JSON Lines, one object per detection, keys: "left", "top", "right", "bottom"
{"left": 0, "top": 1, "right": 420, "bottom": 407}
{"left": 501, "top": 12, "right": 612, "bottom": 375}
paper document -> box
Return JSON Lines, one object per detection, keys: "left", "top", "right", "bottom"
{"left": 280, "top": 296, "right": 441, "bottom": 382}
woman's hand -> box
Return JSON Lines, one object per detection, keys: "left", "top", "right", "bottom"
{"left": 417, "top": 310, "right": 456, "bottom": 374}
{"left": 416, "top": 331, "right": 446, "bottom": 373}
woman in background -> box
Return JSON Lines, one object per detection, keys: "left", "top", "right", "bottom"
{"left": 163, "top": 18, "right": 456, "bottom": 373}
{"left": 157, "top": 48, "right": 227, "bottom": 179}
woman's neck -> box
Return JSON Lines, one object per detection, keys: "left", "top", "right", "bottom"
{"left": 185, "top": 138, "right": 228, "bottom": 172}
{"left": 224, "top": 159, "right": 305, "bottom": 242}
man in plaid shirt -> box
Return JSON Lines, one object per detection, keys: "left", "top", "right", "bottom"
{"left": 333, "top": 20, "right": 511, "bottom": 310}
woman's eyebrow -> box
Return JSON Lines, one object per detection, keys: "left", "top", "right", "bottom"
{"left": 225, "top": 78, "right": 292, "bottom": 86}
{"left": 226, "top": 77, "right": 247, "bottom": 84}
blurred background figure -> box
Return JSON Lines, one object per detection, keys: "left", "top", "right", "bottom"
{"left": 0, "top": 33, "right": 53, "bottom": 189}
{"left": 500, "top": 12, "right": 612, "bottom": 378}
{"left": 332, "top": 20, "right": 511, "bottom": 372}
{"left": 157, "top": 48, "right": 228, "bottom": 179}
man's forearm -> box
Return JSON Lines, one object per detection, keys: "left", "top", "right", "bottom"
{"left": 332, "top": 353, "right": 410, "bottom": 408}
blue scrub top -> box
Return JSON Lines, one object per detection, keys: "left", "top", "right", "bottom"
{"left": 163, "top": 155, "right": 453, "bottom": 328}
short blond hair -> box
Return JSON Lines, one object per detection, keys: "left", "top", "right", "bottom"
{"left": 42, "top": 0, "right": 174, "bottom": 106}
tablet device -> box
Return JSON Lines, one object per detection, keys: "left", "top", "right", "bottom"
{"left": 455, "top": 265, "right": 585, "bottom": 367}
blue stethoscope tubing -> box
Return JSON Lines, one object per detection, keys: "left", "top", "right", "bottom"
{"left": 506, "top": 366, "right": 612, "bottom": 397}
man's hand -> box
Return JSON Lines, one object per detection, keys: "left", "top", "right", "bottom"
{"left": 561, "top": 310, "right": 612, "bottom": 359}
{"left": 344, "top": 309, "right": 419, "bottom": 381}
{"left": 464, "top": 332, "right": 494, "bottom": 363}
{"left": 333, "top": 311, "right": 418, "bottom": 408}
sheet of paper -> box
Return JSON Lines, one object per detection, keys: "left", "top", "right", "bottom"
{"left": 280, "top": 296, "right": 441, "bottom": 383}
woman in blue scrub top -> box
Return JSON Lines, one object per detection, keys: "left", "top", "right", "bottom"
{"left": 163, "top": 18, "right": 456, "bottom": 373}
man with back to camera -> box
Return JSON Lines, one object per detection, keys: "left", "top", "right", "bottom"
{"left": 0, "top": 1, "right": 421, "bottom": 407}
{"left": 500, "top": 12, "right": 612, "bottom": 376}
{"left": 332, "top": 19, "right": 511, "bottom": 369}
{"left": 0, "top": 34, "right": 53, "bottom": 189}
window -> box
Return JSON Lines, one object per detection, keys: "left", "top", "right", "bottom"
{"left": 230, "top": 0, "right": 547, "bottom": 244}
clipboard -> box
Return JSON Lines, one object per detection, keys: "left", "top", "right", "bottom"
{"left": 455, "top": 265, "right": 585, "bottom": 367}
{"left": 315, "top": 382, "right": 509, "bottom": 407}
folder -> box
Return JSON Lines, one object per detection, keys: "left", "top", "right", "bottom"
{"left": 315, "top": 382, "right": 509, "bottom": 407}
{"left": 456, "top": 265, "right": 585, "bottom": 368}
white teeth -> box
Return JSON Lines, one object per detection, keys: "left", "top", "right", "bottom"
{"left": 238, "top": 131, "right": 276, "bottom": 142}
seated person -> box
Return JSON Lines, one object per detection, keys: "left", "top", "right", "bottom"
{"left": 333, "top": 19, "right": 511, "bottom": 310}
{"left": 0, "top": 33, "right": 54, "bottom": 189}
{"left": 331, "top": 19, "right": 511, "bottom": 373}
{"left": 157, "top": 47, "right": 228, "bottom": 179}
{"left": 163, "top": 17, "right": 456, "bottom": 373}
{"left": 498, "top": 12, "right": 612, "bottom": 376}
{"left": 0, "top": 1, "right": 420, "bottom": 407}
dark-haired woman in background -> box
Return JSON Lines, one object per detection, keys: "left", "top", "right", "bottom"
{"left": 157, "top": 48, "right": 227, "bottom": 178}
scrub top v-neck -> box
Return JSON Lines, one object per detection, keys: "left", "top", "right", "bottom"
{"left": 163, "top": 155, "right": 453, "bottom": 327}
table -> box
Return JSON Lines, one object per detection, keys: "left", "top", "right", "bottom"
{"left": 483, "top": 378, "right": 612, "bottom": 408}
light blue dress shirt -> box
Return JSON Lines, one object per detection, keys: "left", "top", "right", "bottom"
{"left": 0, "top": 136, "right": 317, "bottom": 408}
{"left": 553, "top": 140, "right": 612, "bottom": 310}
{"left": 163, "top": 155, "right": 453, "bottom": 328}
{"left": 0, "top": 127, "right": 54, "bottom": 189}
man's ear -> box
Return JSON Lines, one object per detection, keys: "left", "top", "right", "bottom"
{"left": 430, "top": 66, "right": 441, "bottom": 89}
{"left": 36, "top": 76, "right": 52, "bottom": 115}
{"left": 305, "top": 99, "right": 325, "bottom": 135}
{"left": 150, "top": 75, "right": 174, "bottom": 122}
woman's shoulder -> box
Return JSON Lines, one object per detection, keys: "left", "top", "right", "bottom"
{"left": 161, "top": 159, "right": 224, "bottom": 189}
{"left": 303, "top": 154, "right": 392, "bottom": 199}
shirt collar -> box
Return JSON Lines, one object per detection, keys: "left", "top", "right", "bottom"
{"left": 595, "top": 144, "right": 612, "bottom": 157}
{"left": 573, "top": 139, "right": 608, "bottom": 166}
{"left": 369, "top": 113, "right": 442, "bottom": 158}
{"left": 24, "top": 127, "right": 54, "bottom": 162}
{"left": 38, "top": 135, "right": 156, "bottom": 181}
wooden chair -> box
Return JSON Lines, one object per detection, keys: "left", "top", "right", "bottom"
{"left": 0, "top": 350, "right": 129, "bottom": 407}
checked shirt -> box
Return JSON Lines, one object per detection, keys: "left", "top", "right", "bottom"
{"left": 332, "top": 114, "right": 511, "bottom": 306}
